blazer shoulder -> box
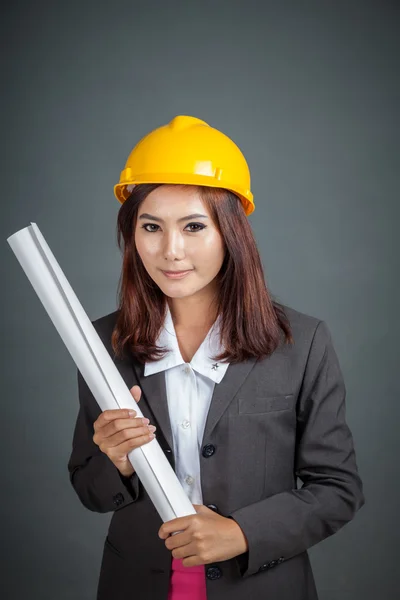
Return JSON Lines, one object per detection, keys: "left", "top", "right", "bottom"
{"left": 279, "top": 302, "right": 321, "bottom": 329}
{"left": 278, "top": 302, "right": 332, "bottom": 351}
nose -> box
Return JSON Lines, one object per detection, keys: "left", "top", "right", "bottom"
{"left": 163, "top": 230, "right": 186, "bottom": 261}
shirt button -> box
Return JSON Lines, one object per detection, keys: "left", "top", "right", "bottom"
{"left": 184, "top": 366, "right": 191, "bottom": 374}
{"left": 185, "top": 475, "right": 194, "bottom": 485}
{"left": 181, "top": 419, "right": 191, "bottom": 429}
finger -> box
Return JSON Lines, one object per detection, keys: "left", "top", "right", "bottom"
{"left": 101, "top": 424, "right": 156, "bottom": 449}
{"left": 164, "top": 530, "right": 192, "bottom": 550}
{"left": 171, "top": 541, "right": 198, "bottom": 561}
{"left": 182, "top": 554, "right": 205, "bottom": 568}
{"left": 108, "top": 432, "right": 155, "bottom": 457}
{"left": 94, "top": 409, "right": 137, "bottom": 431}
{"left": 100, "top": 415, "right": 152, "bottom": 439}
{"left": 159, "top": 517, "right": 192, "bottom": 539}
{"left": 193, "top": 504, "right": 209, "bottom": 513}
{"left": 93, "top": 415, "right": 154, "bottom": 447}
{"left": 130, "top": 385, "right": 142, "bottom": 403}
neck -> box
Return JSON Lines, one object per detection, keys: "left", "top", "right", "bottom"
{"left": 167, "top": 290, "right": 219, "bottom": 331}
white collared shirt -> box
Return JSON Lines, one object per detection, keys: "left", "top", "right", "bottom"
{"left": 144, "top": 304, "right": 230, "bottom": 504}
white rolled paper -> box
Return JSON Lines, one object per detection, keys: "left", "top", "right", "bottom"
{"left": 7, "top": 223, "right": 196, "bottom": 523}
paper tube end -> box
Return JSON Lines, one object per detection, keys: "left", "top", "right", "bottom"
{"left": 7, "top": 223, "right": 35, "bottom": 245}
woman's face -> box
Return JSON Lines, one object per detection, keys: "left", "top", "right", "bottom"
{"left": 134, "top": 185, "right": 226, "bottom": 300}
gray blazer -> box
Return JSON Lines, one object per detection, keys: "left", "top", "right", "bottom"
{"left": 67, "top": 304, "right": 365, "bottom": 600}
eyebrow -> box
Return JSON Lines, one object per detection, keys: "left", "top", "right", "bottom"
{"left": 138, "top": 213, "right": 209, "bottom": 223}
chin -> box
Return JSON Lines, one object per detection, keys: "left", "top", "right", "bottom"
{"left": 160, "top": 287, "right": 196, "bottom": 298}
{"left": 157, "top": 278, "right": 200, "bottom": 296}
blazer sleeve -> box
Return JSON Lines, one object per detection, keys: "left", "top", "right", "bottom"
{"left": 228, "top": 319, "right": 366, "bottom": 578}
{"left": 67, "top": 368, "right": 142, "bottom": 513}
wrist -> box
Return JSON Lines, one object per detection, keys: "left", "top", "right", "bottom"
{"left": 227, "top": 516, "right": 249, "bottom": 554}
{"left": 118, "top": 464, "right": 135, "bottom": 479}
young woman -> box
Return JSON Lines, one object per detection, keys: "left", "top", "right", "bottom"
{"left": 67, "top": 115, "right": 365, "bottom": 600}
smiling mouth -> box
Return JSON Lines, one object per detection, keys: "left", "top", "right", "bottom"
{"left": 161, "top": 269, "right": 193, "bottom": 279}
{"left": 162, "top": 270, "right": 193, "bottom": 274}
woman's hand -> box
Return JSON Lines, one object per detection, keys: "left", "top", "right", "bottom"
{"left": 92, "top": 385, "right": 156, "bottom": 477}
{"left": 158, "top": 504, "right": 249, "bottom": 567}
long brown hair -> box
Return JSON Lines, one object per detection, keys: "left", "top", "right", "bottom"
{"left": 111, "top": 183, "right": 293, "bottom": 364}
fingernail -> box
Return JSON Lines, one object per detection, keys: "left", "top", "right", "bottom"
{"left": 148, "top": 425, "right": 156, "bottom": 432}
{"left": 142, "top": 418, "right": 150, "bottom": 425}
{"left": 128, "top": 410, "right": 136, "bottom": 417}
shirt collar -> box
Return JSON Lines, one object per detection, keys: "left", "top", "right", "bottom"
{"left": 144, "top": 303, "right": 229, "bottom": 383}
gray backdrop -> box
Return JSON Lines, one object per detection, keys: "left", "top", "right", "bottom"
{"left": 2, "top": 1, "right": 398, "bottom": 598}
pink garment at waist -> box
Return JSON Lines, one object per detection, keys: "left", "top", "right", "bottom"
{"left": 167, "top": 557, "right": 207, "bottom": 600}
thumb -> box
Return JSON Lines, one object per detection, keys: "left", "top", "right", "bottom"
{"left": 130, "top": 385, "right": 142, "bottom": 403}
{"left": 193, "top": 504, "right": 210, "bottom": 514}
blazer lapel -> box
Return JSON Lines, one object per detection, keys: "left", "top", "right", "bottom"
{"left": 130, "top": 356, "right": 259, "bottom": 453}
{"left": 131, "top": 361, "right": 175, "bottom": 452}
{"left": 200, "top": 357, "right": 258, "bottom": 447}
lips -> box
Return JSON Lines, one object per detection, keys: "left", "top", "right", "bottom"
{"left": 161, "top": 269, "right": 193, "bottom": 279}
{"left": 162, "top": 270, "right": 192, "bottom": 274}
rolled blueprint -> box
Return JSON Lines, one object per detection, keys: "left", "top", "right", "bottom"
{"left": 7, "top": 223, "right": 196, "bottom": 523}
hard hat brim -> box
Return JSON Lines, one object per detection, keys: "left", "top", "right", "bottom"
{"left": 114, "top": 174, "right": 254, "bottom": 216}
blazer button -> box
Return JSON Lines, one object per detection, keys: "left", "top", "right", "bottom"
{"left": 206, "top": 504, "right": 219, "bottom": 513}
{"left": 202, "top": 444, "right": 215, "bottom": 458}
{"left": 206, "top": 566, "right": 222, "bottom": 580}
{"left": 113, "top": 492, "right": 124, "bottom": 506}
{"left": 277, "top": 557, "right": 285, "bottom": 564}
{"left": 259, "top": 564, "right": 268, "bottom": 572}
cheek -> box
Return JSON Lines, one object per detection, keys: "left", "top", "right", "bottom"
{"left": 200, "top": 236, "right": 225, "bottom": 264}
{"left": 135, "top": 235, "right": 158, "bottom": 260}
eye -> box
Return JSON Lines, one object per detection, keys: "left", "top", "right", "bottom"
{"left": 141, "top": 223, "right": 206, "bottom": 233}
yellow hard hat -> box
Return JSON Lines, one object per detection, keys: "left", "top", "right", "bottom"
{"left": 114, "top": 115, "right": 254, "bottom": 216}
